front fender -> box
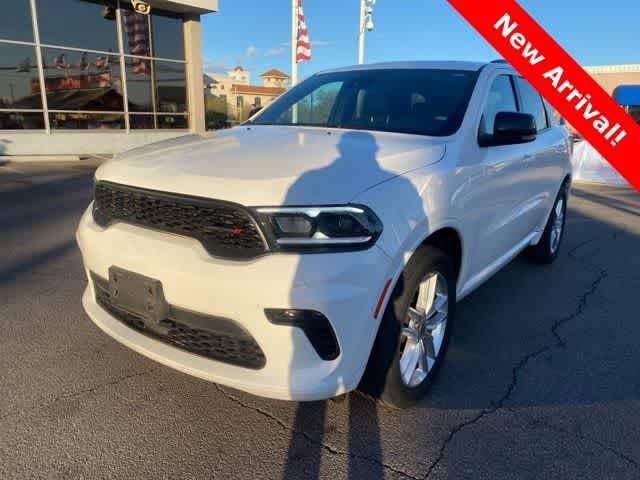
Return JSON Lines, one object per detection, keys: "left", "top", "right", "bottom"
{"left": 351, "top": 166, "right": 465, "bottom": 294}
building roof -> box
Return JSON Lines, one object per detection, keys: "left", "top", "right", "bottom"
{"left": 147, "top": 0, "right": 217, "bottom": 15}
{"left": 260, "top": 68, "right": 289, "bottom": 79}
{"left": 232, "top": 65, "right": 245, "bottom": 72}
{"left": 231, "top": 84, "right": 286, "bottom": 96}
{"left": 585, "top": 64, "right": 640, "bottom": 74}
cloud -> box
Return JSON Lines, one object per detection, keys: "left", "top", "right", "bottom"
{"left": 246, "top": 46, "right": 258, "bottom": 58}
{"left": 265, "top": 47, "right": 285, "bottom": 57}
{"left": 203, "top": 56, "right": 229, "bottom": 74}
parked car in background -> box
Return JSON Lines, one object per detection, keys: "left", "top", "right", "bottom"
{"left": 77, "top": 61, "right": 571, "bottom": 408}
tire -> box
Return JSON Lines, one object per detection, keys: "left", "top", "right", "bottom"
{"left": 525, "top": 185, "right": 568, "bottom": 264}
{"left": 359, "top": 245, "right": 456, "bottom": 409}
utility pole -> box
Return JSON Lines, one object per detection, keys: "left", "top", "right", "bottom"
{"left": 358, "top": 0, "right": 376, "bottom": 64}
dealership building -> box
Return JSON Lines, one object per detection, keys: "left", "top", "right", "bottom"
{"left": 0, "top": 0, "right": 217, "bottom": 157}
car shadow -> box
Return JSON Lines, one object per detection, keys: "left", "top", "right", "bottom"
{"left": 281, "top": 131, "right": 426, "bottom": 478}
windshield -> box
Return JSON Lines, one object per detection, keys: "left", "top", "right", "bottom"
{"left": 249, "top": 68, "right": 480, "bottom": 137}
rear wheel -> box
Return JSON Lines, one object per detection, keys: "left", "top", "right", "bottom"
{"left": 359, "top": 245, "right": 456, "bottom": 408}
{"left": 526, "top": 186, "right": 567, "bottom": 264}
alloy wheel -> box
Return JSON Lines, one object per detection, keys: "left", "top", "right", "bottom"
{"left": 399, "top": 272, "right": 449, "bottom": 388}
{"left": 550, "top": 197, "right": 565, "bottom": 254}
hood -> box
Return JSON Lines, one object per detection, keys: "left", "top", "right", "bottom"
{"left": 96, "top": 125, "right": 446, "bottom": 206}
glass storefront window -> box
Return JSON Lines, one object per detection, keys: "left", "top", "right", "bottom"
{"left": 628, "top": 106, "right": 640, "bottom": 124}
{"left": 152, "top": 13, "right": 185, "bottom": 60}
{"left": 129, "top": 114, "right": 155, "bottom": 129}
{"left": 36, "top": 0, "right": 118, "bottom": 53}
{"left": 0, "top": 0, "right": 34, "bottom": 42}
{"left": 0, "top": 43, "right": 42, "bottom": 109}
{"left": 125, "top": 57, "right": 153, "bottom": 112}
{"left": 42, "top": 48, "right": 123, "bottom": 111}
{"left": 120, "top": 8, "right": 151, "bottom": 57}
{"left": 157, "top": 114, "right": 188, "bottom": 129}
{"left": 0, "top": 0, "right": 189, "bottom": 132}
{"left": 0, "top": 112, "right": 45, "bottom": 130}
{"left": 49, "top": 112, "right": 124, "bottom": 129}
{"left": 155, "top": 61, "right": 187, "bottom": 113}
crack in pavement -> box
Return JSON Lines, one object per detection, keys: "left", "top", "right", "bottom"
{"left": 506, "top": 407, "right": 639, "bottom": 468}
{"left": 0, "top": 368, "right": 157, "bottom": 423}
{"left": 213, "top": 384, "right": 422, "bottom": 480}
{"left": 423, "top": 237, "right": 611, "bottom": 479}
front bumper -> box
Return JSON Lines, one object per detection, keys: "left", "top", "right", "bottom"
{"left": 76, "top": 205, "right": 392, "bottom": 401}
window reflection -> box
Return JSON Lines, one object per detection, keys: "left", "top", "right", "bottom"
{"left": 152, "top": 13, "right": 184, "bottom": 60}
{"left": 49, "top": 112, "right": 124, "bottom": 129}
{"left": 155, "top": 61, "right": 187, "bottom": 112}
{"left": 42, "top": 48, "right": 123, "bottom": 111}
{"left": 627, "top": 106, "right": 640, "bottom": 125}
{"left": 120, "top": 8, "right": 151, "bottom": 57}
{"left": 0, "top": 112, "right": 45, "bottom": 130}
{"left": 157, "top": 114, "right": 187, "bottom": 129}
{"left": 0, "top": 0, "right": 189, "bottom": 132}
{"left": 130, "top": 114, "right": 155, "bottom": 129}
{"left": 0, "top": 43, "right": 42, "bottom": 109}
{"left": 125, "top": 57, "right": 153, "bottom": 112}
{"left": 36, "top": 0, "right": 117, "bottom": 52}
{"left": 0, "top": 0, "right": 34, "bottom": 42}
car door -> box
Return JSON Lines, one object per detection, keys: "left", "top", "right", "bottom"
{"left": 512, "top": 76, "right": 561, "bottom": 233}
{"left": 468, "top": 73, "right": 534, "bottom": 273}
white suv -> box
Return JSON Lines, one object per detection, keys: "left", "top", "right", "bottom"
{"left": 77, "top": 61, "right": 571, "bottom": 408}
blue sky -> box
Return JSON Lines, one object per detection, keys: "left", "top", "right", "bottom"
{"left": 202, "top": 1, "right": 639, "bottom": 82}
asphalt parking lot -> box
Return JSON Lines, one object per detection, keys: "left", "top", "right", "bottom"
{"left": 1, "top": 160, "right": 639, "bottom": 480}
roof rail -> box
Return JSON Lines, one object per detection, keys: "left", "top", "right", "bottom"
{"left": 491, "top": 59, "right": 509, "bottom": 64}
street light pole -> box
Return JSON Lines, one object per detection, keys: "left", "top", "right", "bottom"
{"left": 357, "top": 0, "right": 375, "bottom": 65}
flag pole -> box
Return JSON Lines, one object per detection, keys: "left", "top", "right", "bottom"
{"left": 291, "top": 0, "right": 298, "bottom": 87}
{"left": 291, "top": 0, "right": 298, "bottom": 123}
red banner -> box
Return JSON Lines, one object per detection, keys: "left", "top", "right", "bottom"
{"left": 447, "top": 0, "right": 640, "bottom": 191}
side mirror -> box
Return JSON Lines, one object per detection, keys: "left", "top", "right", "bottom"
{"left": 479, "top": 111, "right": 537, "bottom": 147}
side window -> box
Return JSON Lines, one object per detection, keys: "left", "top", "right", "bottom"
{"left": 479, "top": 75, "right": 518, "bottom": 136}
{"left": 515, "top": 77, "right": 548, "bottom": 131}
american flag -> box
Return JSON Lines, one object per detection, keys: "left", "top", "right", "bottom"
{"left": 296, "top": 0, "right": 311, "bottom": 62}
{"left": 122, "top": 9, "right": 150, "bottom": 75}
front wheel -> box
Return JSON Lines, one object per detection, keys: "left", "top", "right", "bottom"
{"left": 525, "top": 186, "right": 567, "bottom": 264}
{"left": 359, "top": 245, "right": 456, "bottom": 408}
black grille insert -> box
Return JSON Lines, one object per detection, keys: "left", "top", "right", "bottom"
{"left": 93, "top": 181, "right": 267, "bottom": 260}
{"left": 92, "top": 273, "right": 266, "bottom": 370}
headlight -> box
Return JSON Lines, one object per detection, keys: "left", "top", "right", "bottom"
{"left": 254, "top": 205, "right": 383, "bottom": 252}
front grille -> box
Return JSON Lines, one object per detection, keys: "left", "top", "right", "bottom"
{"left": 92, "top": 274, "right": 266, "bottom": 370}
{"left": 93, "top": 181, "right": 267, "bottom": 260}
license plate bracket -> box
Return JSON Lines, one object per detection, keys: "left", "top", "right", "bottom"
{"left": 108, "top": 267, "right": 168, "bottom": 324}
